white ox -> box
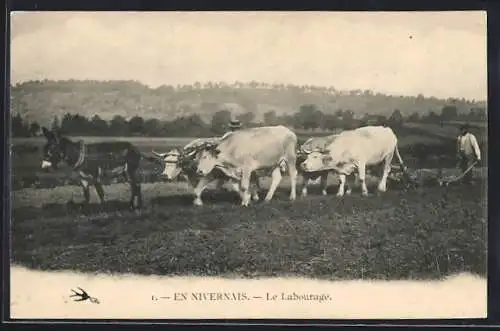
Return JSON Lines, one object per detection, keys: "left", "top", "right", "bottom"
{"left": 300, "top": 126, "right": 407, "bottom": 197}
{"left": 298, "top": 134, "right": 353, "bottom": 196}
{"left": 195, "top": 125, "right": 298, "bottom": 206}
{"left": 152, "top": 137, "right": 261, "bottom": 206}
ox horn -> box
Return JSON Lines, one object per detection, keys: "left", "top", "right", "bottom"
{"left": 300, "top": 138, "right": 314, "bottom": 154}
{"left": 152, "top": 150, "right": 168, "bottom": 158}
{"left": 303, "top": 138, "right": 313, "bottom": 145}
{"left": 185, "top": 149, "right": 197, "bottom": 157}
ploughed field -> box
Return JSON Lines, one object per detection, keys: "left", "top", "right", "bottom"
{"left": 10, "top": 123, "right": 488, "bottom": 280}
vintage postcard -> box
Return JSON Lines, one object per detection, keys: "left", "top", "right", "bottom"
{"left": 9, "top": 11, "right": 487, "bottom": 320}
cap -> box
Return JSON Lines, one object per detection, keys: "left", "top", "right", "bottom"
{"left": 229, "top": 120, "right": 242, "bottom": 129}
{"left": 460, "top": 123, "right": 470, "bottom": 131}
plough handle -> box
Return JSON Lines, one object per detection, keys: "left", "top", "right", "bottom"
{"left": 441, "top": 160, "right": 479, "bottom": 185}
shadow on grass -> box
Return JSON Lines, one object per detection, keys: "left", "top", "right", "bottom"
{"left": 11, "top": 180, "right": 415, "bottom": 221}
{"left": 150, "top": 189, "right": 241, "bottom": 207}
{"left": 11, "top": 189, "right": 255, "bottom": 220}
{"left": 147, "top": 181, "right": 403, "bottom": 207}
{"left": 12, "top": 200, "right": 133, "bottom": 220}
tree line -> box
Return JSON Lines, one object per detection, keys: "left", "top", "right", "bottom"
{"left": 11, "top": 80, "right": 486, "bottom": 128}
{"left": 11, "top": 103, "right": 487, "bottom": 138}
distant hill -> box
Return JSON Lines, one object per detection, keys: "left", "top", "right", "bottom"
{"left": 10, "top": 80, "right": 487, "bottom": 127}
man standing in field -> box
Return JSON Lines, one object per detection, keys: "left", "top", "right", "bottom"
{"left": 456, "top": 123, "right": 481, "bottom": 184}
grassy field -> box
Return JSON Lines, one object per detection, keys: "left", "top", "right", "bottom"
{"left": 11, "top": 177, "right": 487, "bottom": 280}
{"left": 10, "top": 123, "right": 488, "bottom": 280}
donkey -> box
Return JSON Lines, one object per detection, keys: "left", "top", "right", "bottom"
{"left": 40, "top": 127, "right": 156, "bottom": 210}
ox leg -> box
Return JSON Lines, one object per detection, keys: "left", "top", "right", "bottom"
{"left": 95, "top": 183, "right": 105, "bottom": 204}
{"left": 80, "top": 178, "right": 91, "bottom": 213}
{"left": 288, "top": 164, "right": 297, "bottom": 201}
{"left": 250, "top": 173, "right": 260, "bottom": 201}
{"left": 227, "top": 179, "right": 254, "bottom": 202}
{"left": 80, "top": 179, "right": 90, "bottom": 204}
{"left": 94, "top": 167, "right": 105, "bottom": 204}
{"left": 228, "top": 179, "right": 254, "bottom": 205}
{"left": 264, "top": 167, "right": 282, "bottom": 203}
{"left": 228, "top": 180, "right": 241, "bottom": 193}
{"left": 345, "top": 175, "right": 352, "bottom": 195}
{"left": 301, "top": 175, "right": 311, "bottom": 197}
{"left": 358, "top": 163, "right": 369, "bottom": 196}
{"left": 320, "top": 173, "right": 328, "bottom": 196}
{"left": 227, "top": 177, "right": 259, "bottom": 202}
{"left": 239, "top": 169, "right": 253, "bottom": 207}
{"left": 193, "top": 176, "right": 212, "bottom": 206}
{"left": 378, "top": 155, "right": 393, "bottom": 193}
{"left": 336, "top": 174, "right": 346, "bottom": 197}
{"left": 94, "top": 182, "right": 105, "bottom": 213}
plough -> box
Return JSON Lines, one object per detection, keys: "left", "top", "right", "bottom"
{"left": 389, "top": 160, "right": 480, "bottom": 188}
{"left": 437, "top": 160, "right": 479, "bottom": 187}
{"left": 298, "top": 161, "right": 480, "bottom": 191}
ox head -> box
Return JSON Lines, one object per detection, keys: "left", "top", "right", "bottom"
{"left": 300, "top": 148, "right": 333, "bottom": 172}
{"left": 41, "top": 127, "right": 64, "bottom": 170}
{"left": 152, "top": 148, "right": 185, "bottom": 180}
{"left": 196, "top": 143, "right": 221, "bottom": 177}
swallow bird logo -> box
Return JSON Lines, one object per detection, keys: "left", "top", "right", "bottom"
{"left": 70, "top": 287, "right": 100, "bottom": 304}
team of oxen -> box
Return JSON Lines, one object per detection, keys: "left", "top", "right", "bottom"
{"left": 152, "top": 124, "right": 411, "bottom": 207}
{"left": 40, "top": 125, "right": 411, "bottom": 210}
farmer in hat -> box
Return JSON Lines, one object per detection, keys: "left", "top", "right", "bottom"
{"left": 456, "top": 123, "right": 481, "bottom": 183}
{"left": 221, "top": 119, "right": 243, "bottom": 139}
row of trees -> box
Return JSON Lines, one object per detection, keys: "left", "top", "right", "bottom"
{"left": 11, "top": 104, "right": 487, "bottom": 138}
{"left": 11, "top": 80, "right": 486, "bottom": 128}
{"left": 11, "top": 113, "right": 41, "bottom": 138}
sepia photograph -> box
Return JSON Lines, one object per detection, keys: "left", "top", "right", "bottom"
{"left": 9, "top": 11, "right": 487, "bottom": 320}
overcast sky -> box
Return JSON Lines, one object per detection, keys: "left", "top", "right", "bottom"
{"left": 10, "top": 11, "right": 487, "bottom": 100}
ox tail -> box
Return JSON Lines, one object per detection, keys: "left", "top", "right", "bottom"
{"left": 394, "top": 144, "right": 417, "bottom": 185}
{"left": 394, "top": 145, "right": 406, "bottom": 171}
{"left": 278, "top": 158, "right": 288, "bottom": 174}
